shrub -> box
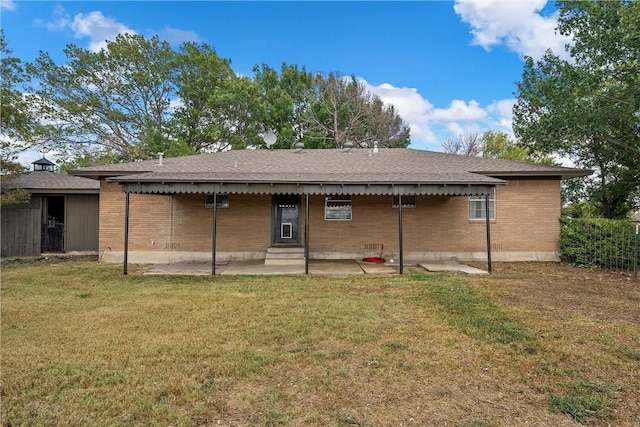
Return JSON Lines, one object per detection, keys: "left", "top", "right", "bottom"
{"left": 560, "top": 217, "right": 637, "bottom": 270}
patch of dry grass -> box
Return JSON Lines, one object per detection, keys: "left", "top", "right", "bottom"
{"left": 1, "top": 260, "right": 638, "bottom": 426}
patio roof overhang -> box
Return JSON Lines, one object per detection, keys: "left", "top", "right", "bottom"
{"left": 112, "top": 172, "right": 506, "bottom": 197}
{"left": 118, "top": 182, "right": 502, "bottom": 196}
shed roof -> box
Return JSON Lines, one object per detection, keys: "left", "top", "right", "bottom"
{"left": 1, "top": 171, "right": 100, "bottom": 194}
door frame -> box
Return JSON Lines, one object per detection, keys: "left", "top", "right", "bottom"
{"left": 272, "top": 194, "right": 301, "bottom": 245}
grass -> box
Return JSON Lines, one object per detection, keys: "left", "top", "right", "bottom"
{"left": 548, "top": 382, "right": 620, "bottom": 424}
{"left": 1, "top": 260, "right": 639, "bottom": 426}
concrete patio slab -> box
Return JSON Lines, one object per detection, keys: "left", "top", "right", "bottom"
{"left": 419, "top": 262, "right": 489, "bottom": 275}
{"left": 142, "top": 259, "right": 487, "bottom": 276}
{"left": 357, "top": 261, "right": 397, "bottom": 274}
{"left": 144, "top": 259, "right": 366, "bottom": 276}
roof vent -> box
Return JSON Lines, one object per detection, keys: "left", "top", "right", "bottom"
{"left": 343, "top": 140, "right": 354, "bottom": 153}
{"left": 157, "top": 152, "right": 164, "bottom": 166}
{"left": 294, "top": 141, "right": 304, "bottom": 152}
{"left": 373, "top": 141, "right": 379, "bottom": 154}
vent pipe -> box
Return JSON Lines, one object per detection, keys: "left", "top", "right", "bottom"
{"left": 157, "top": 153, "right": 164, "bottom": 166}
{"left": 373, "top": 141, "right": 379, "bottom": 154}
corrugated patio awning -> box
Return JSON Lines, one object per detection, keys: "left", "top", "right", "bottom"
{"left": 110, "top": 166, "right": 508, "bottom": 196}
{"left": 113, "top": 171, "right": 505, "bottom": 196}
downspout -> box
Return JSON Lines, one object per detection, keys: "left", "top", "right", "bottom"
{"left": 123, "top": 191, "right": 130, "bottom": 275}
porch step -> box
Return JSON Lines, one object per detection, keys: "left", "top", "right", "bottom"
{"left": 264, "top": 246, "right": 305, "bottom": 266}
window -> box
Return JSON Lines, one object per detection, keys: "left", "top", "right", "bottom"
{"left": 469, "top": 189, "right": 495, "bottom": 220}
{"left": 325, "top": 196, "right": 352, "bottom": 220}
{"left": 205, "top": 194, "right": 229, "bottom": 208}
{"left": 393, "top": 195, "right": 417, "bottom": 208}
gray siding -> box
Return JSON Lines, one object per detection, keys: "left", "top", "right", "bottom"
{"left": 1, "top": 197, "right": 42, "bottom": 256}
{"left": 65, "top": 194, "right": 99, "bottom": 251}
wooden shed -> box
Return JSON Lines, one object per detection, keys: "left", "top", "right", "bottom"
{"left": 1, "top": 158, "right": 100, "bottom": 257}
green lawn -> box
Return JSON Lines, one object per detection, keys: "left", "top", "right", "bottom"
{"left": 1, "top": 260, "right": 639, "bottom": 426}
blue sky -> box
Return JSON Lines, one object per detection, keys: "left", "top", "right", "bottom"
{"left": 1, "top": 0, "right": 571, "bottom": 163}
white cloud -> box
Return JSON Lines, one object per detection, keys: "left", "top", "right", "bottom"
{"left": 454, "top": 0, "right": 572, "bottom": 59}
{"left": 0, "top": 0, "right": 16, "bottom": 11}
{"left": 158, "top": 26, "right": 203, "bottom": 44}
{"left": 36, "top": 4, "right": 71, "bottom": 31}
{"left": 486, "top": 98, "right": 516, "bottom": 130}
{"left": 70, "top": 11, "right": 136, "bottom": 52}
{"left": 37, "top": 6, "right": 202, "bottom": 52}
{"left": 365, "top": 81, "right": 437, "bottom": 145}
{"left": 363, "top": 79, "right": 515, "bottom": 151}
{"left": 429, "top": 99, "right": 487, "bottom": 122}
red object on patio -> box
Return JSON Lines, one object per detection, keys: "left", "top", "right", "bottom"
{"left": 362, "top": 257, "right": 386, "bottom": 264}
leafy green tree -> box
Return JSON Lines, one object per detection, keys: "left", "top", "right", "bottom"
{"left": 513, "top": 0, "right": 640, "bottom": 219}
{"left": 253, "top": 63, "right": 313, "bottom": 149}
{"left": 28, "top": 34, "right": 177, "bottom": 161}
{"left": 25, "top": 33, "right": 413, "bottom": 164}
{"left": 1, "top": 31, "right": 33, "bottom": 174}
{"left": 1, "top": 31, "right": 32, "bottom": 205}
{"left": 481, "top": 130, "right": 555, "bottom": 164}
{"left": 172, "top": 42, "right": 254, "bottom": 152}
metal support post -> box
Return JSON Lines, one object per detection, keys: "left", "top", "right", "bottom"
{"left": 398, "top": 194, "right": 404, "bottom": 274}
{"left": 485, "top": 192, "right": 492, "bottom": 274}
{"left": 211, "top": 193, "right": 217, "bottom": 275}
{"left": 123, "top": 192, "right": 130, "bottom": 275}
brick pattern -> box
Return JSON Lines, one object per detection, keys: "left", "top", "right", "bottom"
{"left": 99, "top": 178, "right": 560, "bottom": 257}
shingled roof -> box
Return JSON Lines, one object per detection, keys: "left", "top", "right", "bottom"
{"left": 70, "top": 148, "right": 591, "bottom": 183}
{"left": 1, "top": 171, "right": 99, "bottom": 194}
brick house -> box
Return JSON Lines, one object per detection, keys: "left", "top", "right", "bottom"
{"left": 69, "top": 147, "right": 590, "bottom": 273}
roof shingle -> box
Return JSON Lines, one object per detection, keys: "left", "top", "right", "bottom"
{"left": 69, "top": 148, "right": 591, "bottom": 184}
{"left": 1, "top": 171, "right": 100, "bottom": 193}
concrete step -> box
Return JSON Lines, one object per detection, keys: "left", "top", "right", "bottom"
{"left": 264, "top": 258, "right": 306, "bottom": 266}
{"left": 264, "top": 246, "right": 305, "bottom": 266}
{"left": 265, "top": 252, "right": 305, "bottom": 260}
{"left": 266, "top": 246, "right": 305, "bottom": 254}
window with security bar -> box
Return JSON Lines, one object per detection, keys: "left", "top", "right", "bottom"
{"left": 392, "top": 195, "right": 417, "bottom": 208}
{"left": 468, "top": 189, "right": 495, "bottom": 220}
{"left": 325, "top": 196, "right": 352, "bottom": 220}
{"left": 205, "top": 194, "right": 229, "bottom": 208}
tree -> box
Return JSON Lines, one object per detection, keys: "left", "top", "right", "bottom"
{"left": 481, "top": 130, "right": 555, "bottom": 164}
{"left": 1, "top": 31, "right": 33, "bottom": 173}
{"left": 304, "top": 73, "right": 410, "bottom": 149}
{"left": 1, "top": 30, "right": 32, "bottom": 205}
{"left": 172, "top": 42, "right": 258, "bottom": 152}
{"left": 253, "top": 63, "right": 313, "bottom": 149}
{"left": 28, "top": 34, "right": 178, "bottom": 161}
{"left": 513, "top": 0, "right": 640, "bottom": 219}
{"left": 442, "top": 132, "right": 483, "bottom": 156}
{"left": 25, "top": 34, "right": 412, "bottom": 163}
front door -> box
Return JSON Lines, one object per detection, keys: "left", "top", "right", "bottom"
{"left": 272, "top": 195, "right": 300, "bottom": 245}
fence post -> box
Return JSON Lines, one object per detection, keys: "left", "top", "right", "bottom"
{"left": 634, "top": 224, "right": 638, "bottom": 279}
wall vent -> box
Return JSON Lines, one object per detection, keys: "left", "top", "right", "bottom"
{"left": 364, "top": 243, "right": 380, "bottom": 251}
